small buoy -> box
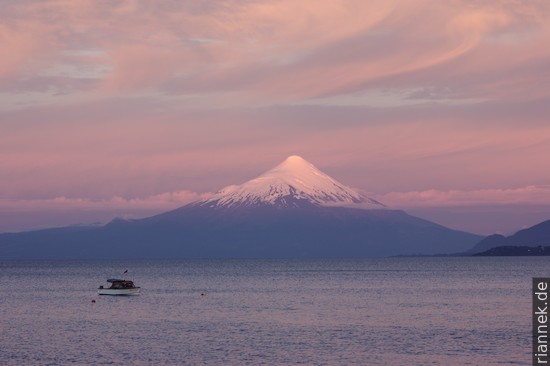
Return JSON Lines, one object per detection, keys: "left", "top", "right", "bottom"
{"left": 91, "top": 299, "right": 96, "bottom": 303}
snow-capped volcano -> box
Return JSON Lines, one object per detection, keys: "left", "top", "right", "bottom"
{"left": 1, "top": 155, "right": 483, "bottom": 259}
{"left": 202, "top": 155, "right": 384, "bottom": 208}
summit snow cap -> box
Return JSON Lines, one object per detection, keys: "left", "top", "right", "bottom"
{"left": 203, "top": 155, "right": 384, "bottom": 209}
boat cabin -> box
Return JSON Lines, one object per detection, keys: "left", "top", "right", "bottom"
{"left": 104, "top": 278, "right": 136, "bottom": 289}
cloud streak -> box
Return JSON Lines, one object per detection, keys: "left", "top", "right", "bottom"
{"left": 1, "top": 1, "right": 549, "bottom": 105}
{"left": 377, "top": 185, "right": 550, "bottom": 208}
{"left": 0, "top": 190, "right": 212, "bottom": 213}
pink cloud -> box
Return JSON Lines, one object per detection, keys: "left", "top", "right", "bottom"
{"left": 377, "top": 185, "right": 550, "bottom": 208}
{"left": 0, "top": 190, "right": 212, "bottom": 213}
{"left": 0, "top": 190, "right": 212, "bottom": 232}
{"left": 2, "top": 1, "right": 548, "bottom": 103}
{"left": 0, "top": 22, "right": 56, "bottom": 82}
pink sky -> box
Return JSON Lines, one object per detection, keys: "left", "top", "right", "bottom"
{"left": 1, "top": 0, "right": 549, "bottom": 234}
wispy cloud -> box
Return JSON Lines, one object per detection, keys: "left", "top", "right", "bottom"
{"left": 2, "top": 1, "right": 549, "bottom": 106}
{"left": 0, "top": 190, "right": 212, "bottom": 213}
{"left": 377, "top": 185, "right": 550, "bottom": 208}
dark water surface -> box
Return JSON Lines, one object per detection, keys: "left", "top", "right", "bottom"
{"left": 0, "top": 257, "right": 543, "bottom": 365}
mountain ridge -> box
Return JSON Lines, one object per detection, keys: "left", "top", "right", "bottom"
{"left": 469, "top": 219, "right": 550, "bottom": 253}
{"left": 0, "top": 155, "right": 482, "bottom": 259}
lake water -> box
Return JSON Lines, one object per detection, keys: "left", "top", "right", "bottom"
{"left": 0, "top": 257, "right": 543, "bottom": 365}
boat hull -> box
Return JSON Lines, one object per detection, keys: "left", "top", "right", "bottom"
{"left": 97, "top": 288, "right": 140, "bottom": 296}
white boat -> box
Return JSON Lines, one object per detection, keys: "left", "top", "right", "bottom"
{"left": 97, "top": 278, "right": 141, "bottom": 296}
